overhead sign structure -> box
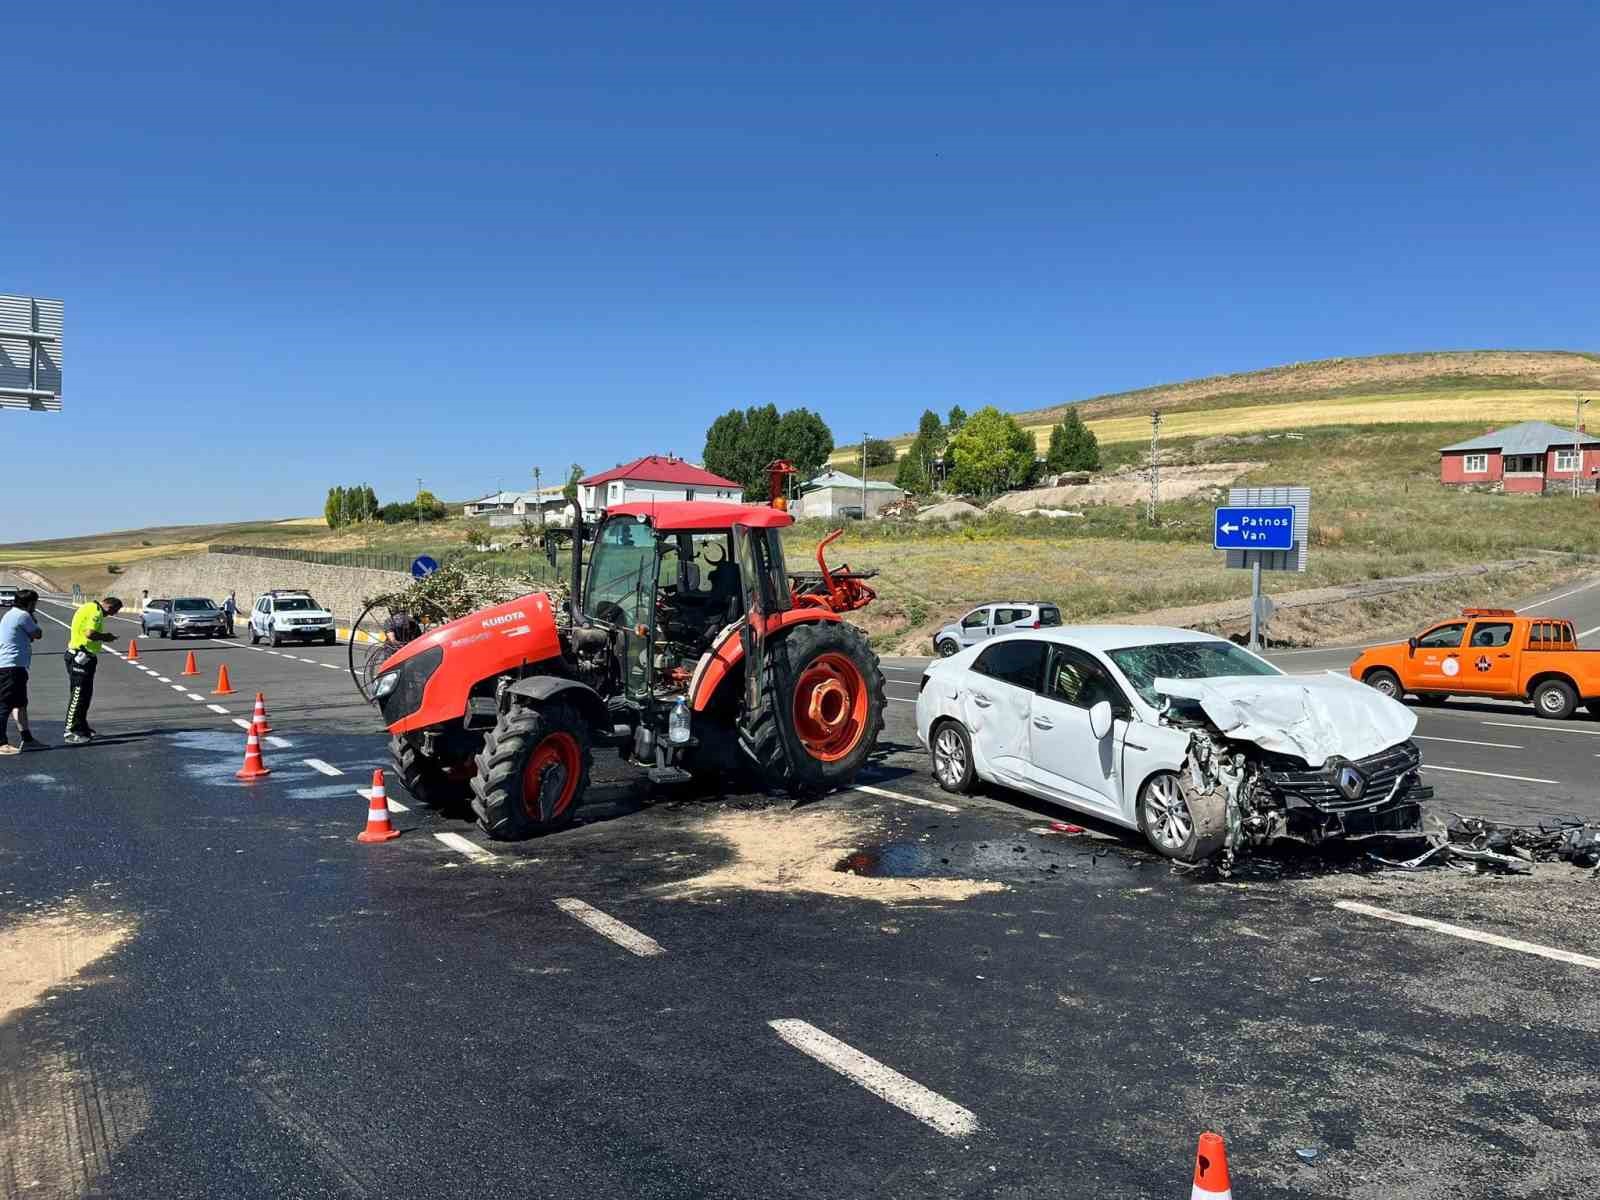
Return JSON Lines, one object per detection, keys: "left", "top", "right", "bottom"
{"left": 1213, "top": 505, "right": 1296, "bottom": 552}
{"left": 0, "top": 294, "right": 63, "bottom": 412}
{"left": 411, "top": 555, "right": 440, "bottom": 579}
{"left": 1218, "top": 486, "right": 1311, "bottom": 651}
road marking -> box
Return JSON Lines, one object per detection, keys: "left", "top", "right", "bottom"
{"left": 1480, "top": 720, "right": 1600, "bottom": 739}
{"left": 359, "top": 786, "right": 409, "bottom": 813}
{"left": 185, "top": 692, "right": 205, "bottom": 702}
{"left": 157, "top": 676, "right": 172, "bottom": 683}
{"left": 887, "top": 697, "right": 916, "bottom": 705}
{"left": 553, "top": 898, "right": 665, "bottom": 957}
{"left": 1516, "top": 578, "right": 1600, "bottom": 611}
{"left": 233, "top": 718, "right": 252, "bottom": 731}
{"left": 299, "top": 657, "right": 317, "bottom": 664}
{"left": 768, "top": 1019, "right": 978, "bottom": 1137}
{"left": 1423, "top": 764, "right": 1560, "bottom": 785}
{"left": 1335, "top": 901, "right": 1600, "bottom": 972}
{"left": 1579, "top": 624, "right": 1600, "bottom": 641}
{"left": 207, "top": 704, "right": 230, "bottom": 714}
{"left": 433, "top": 831, "right": 499, "bottom": 863}
{"left": 1413, "top": 734, "right": 1521, "bottom": 749}
{"left": 304, "top": 758, "right": 343, "bottom": 776}
{"left": 265, "top": 736, "right": 292, "bottom": 749}
{"left": 171, "top": 684, "right": 188, "bottom": 692}
{"left": 321, "top": 662, "right": 340, "bottom": 669}
{"left": 854, "top": 783, "right": 960, "bottom": 814}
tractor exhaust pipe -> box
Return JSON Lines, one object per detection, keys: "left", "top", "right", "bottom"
{"left": 569, "top": 493, "right": 585, "bottom": 627}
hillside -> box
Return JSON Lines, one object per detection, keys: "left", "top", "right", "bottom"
{"left": 833, "top": 349, "right": 1600, "bottom": 460}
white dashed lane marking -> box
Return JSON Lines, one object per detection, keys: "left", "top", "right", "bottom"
{"left": 185, "top": 693, "right": 205, "bottom": 702}
{"left": 1336, "top": 901, "right": 1600, "bottom": 971}
{"left": 553, "top": 899, "right": 666, "bottom": 957}
{"left": 768, "top": 1019, "right": 978, "bottom": 1138}
{"left": 359, "top": 787, "right": 409, "bottom": 813}
{"left": 304, "top": 759, "right": 342, "bottom": 777}
{"left": 433, "top": 832, "right": 499, "bottom": 864}
{"left": 157, "top": 677, "right": 172, "bottom": 683}
{"left": 1412, "top": 734, "right": 1520, "bottom": 750}
{"left": 207, "top": 704, "right": 230, "bottom": 715}
{"left": 1423, "top": 764, "right": 1560, "bottom": 785}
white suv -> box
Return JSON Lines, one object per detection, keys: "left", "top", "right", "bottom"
{"left": 933, "top": 601, "right": 1062, "bottom": 657}
{"left": 250, "top": 591, "right": 337, "bottom": 647}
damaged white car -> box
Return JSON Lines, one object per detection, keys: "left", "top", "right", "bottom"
{"left": 914, "top": 627, "right": 1432, "bottom": 869}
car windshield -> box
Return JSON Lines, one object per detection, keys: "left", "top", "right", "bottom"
{"left": 274, "top": 598, "right": 318, "bottom": 611}
{"left": 1105, "top": 640, "right": 1283, "bottom": 706}
{"left": 174, "top": 598, "right": 216, "bottom": 612}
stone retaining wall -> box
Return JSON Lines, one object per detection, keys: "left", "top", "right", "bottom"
{"left": 108, "top": 552, "right": 411, "bottom": 628}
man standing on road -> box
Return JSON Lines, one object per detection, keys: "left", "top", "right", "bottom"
{"left": 0, "top": 590, "right": 45, "bottom": 755}
{"left": 222, "top": 590, "right": 237, "bottom": 636}
{"left": 63, "top": 595, "right": 122, "bottom": 745}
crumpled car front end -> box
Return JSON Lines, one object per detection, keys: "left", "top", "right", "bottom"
{"left": 1154, "top": 672, "right": 1431, "bottom": 870}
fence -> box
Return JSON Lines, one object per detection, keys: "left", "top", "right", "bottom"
{"left": 208, "top": 542, "right": 577, "bottom": 585}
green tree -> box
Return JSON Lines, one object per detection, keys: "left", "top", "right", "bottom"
{"left": 1045, "top": 408, "right": 1101, "bottom": 473}
{"left": 946, "top": 405, "right": 967, "bottom": 435}
{"left": 414, "top": 490, "right": 448, "bottom": 521}
{"left": 918, "top": 409, "right": 945, "bottom": 447}
{"left": 775, "top": 407, "right": 834, "bottom": 479}
{"left": 361, "top": 484, "right": 380, "bottom": 521}
{"left": 894, "top": 450, "right": 929, "bottom": 494}
{"left": 324, "top": 486, "right": 343, "bottom": 529}
{"left": 562, "top": 463, "right": 585, "bottom": 505}
{"left": 702, "top": 410, "right": 747, "bottom": 485}
{"left": 945, "top": 405, "right": 1038, "bottom": 496}
{"left": 862, "top": 437, "right": 896, "bottom": 467}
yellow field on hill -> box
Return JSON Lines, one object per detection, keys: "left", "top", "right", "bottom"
{"left": 0, "top": 542, "right": 208, "bottom": 569}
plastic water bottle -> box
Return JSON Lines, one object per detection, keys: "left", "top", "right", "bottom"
{"left": 668, "top": 697, "right": 692, "bottom": 745}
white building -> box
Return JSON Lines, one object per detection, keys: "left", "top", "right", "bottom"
{"left": 793, "top": 469, "right": 904, "bottom": 519}
{"left": 579, "top": 455, "right": 743, "bottom": 512}
{"left": 462, "top": 487, "right": 576, "bottom": 526}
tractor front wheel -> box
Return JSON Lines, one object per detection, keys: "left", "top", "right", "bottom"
{"left": 390, "top": 735, "right": 474, "bottom": 811}
{"left": 471, "top": 699, "right": 592, "bottom": 840}
{"left": 743, "top": 621, "right": 886, "bottom": 793}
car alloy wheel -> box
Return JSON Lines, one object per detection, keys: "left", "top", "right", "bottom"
{"left": 933, "top": 725, "right": 967, "bottom": 787}
{"left": 1140, "top": 773, "right": 1194, "bottom": 853}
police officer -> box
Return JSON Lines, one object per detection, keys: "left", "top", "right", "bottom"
{"left": 64, "top": 595, "right": 122, "bottom": 744}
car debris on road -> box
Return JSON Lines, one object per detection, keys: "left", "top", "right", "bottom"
{"left": 1368, "top": 813, "right": 1600, "bottom": 876}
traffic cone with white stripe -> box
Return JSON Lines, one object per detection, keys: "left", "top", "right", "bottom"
{"left": 182, "top": 651, "right": 199, "bottom": 677}
{"left": 251, "top": 692, "right": 273, "bottom": 734}
{"left": 1192, "top": 1132, "right": 1232, "bottom": 1200}
{"left": 235, "top": 718, "right": 272, "bottom": 780}
{"left": 127, "top": 638, "right": 140, "bottom": 662}
{"left": 357, "top": 769, "right": 400, "bottom": 843}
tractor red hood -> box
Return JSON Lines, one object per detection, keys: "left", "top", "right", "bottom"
{"left": 382, "top": 592, "right": 557, "bottom": 674}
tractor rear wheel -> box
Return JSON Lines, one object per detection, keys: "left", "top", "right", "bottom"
{"left": 742, "top": 621, "right": 886, "bottom": 793}
{"left": 471, "top": 699, "right": 592, "bottom": 840}
{"left": 389, "top": 735, "right": 473, "bottom": 811}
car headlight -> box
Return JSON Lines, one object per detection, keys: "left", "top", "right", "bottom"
{"left": 373, "top": 671, "right": 400, "bottom": 699}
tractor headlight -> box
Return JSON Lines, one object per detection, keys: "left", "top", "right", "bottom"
{"left": 374, "top": 671, "right": 400, "bottom": 700}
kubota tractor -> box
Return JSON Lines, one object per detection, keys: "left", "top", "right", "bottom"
{"left": 372, "top": 477, "right": 886, "bottom": 840}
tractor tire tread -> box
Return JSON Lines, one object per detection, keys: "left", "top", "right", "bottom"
{"left": 470, "top": 699, "right": 592, "bottom": 841}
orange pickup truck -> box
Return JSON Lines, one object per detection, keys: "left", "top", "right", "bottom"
{"left": 1350, "top": 609, "right": 1600, "bottom": 719}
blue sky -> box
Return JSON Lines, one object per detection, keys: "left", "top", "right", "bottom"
{"left": 5, "top": 1, "right": 1598, "bottom": 539}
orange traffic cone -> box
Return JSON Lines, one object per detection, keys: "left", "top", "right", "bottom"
{"left": 235, "top": 719, "right": 272, "bottom": 780}
{"left": 181, "top": 651, "right": 199, "bottom": 677}
{"left": 1192, "top": 1132, "right": 1233, "bottom": 1200}
{"left": 357, "top": 769, "right": 400, "bottom": 843}
{"left": 251, "top": 692, "right": 273, "bottom": 734}
{"left": 127, "top": 638, "right": 140, "bottom": 662}
{"left": 212, "top": 663, "right": 235, "bottom": 696}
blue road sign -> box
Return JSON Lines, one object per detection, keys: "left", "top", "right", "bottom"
{"left": 411, "top": 555, "right": 440, "bottom": 579}
{"left": 1213, "top": 505, "right": 1295, "bottom": 551}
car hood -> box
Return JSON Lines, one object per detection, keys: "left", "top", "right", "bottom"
{"left": 275, "top": 609, "right": 331, "bottom": 619}
{"left": 1152, "top": 672, "right": 1416, "bottom": 767}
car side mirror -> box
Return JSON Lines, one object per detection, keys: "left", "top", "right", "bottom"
{"left": 1089, "top": 700, "right": 1114, "bottom": 740}
{"left": 1407, "top": 637, "right": 1417, "bottom": 655}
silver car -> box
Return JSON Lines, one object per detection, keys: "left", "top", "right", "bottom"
{"left": 933, "top": 601, "right": 1061, "bottom": 657}
{"left": 142, "top": 596, "right": 228, "bottom": 639}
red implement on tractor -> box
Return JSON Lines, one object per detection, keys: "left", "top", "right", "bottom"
{"left": 372, "top": 475, "right": 886, "bottom": 839}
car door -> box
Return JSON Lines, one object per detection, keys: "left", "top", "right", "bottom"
{"left": 254, "top": 599, "right": 269, "bottom": 636}
{"left": 962, "top": 639, "right": 1046, "bottom": 786}
{"left": 1457, "top": 619, "right": 1518, "bottom": 695}
{"left": 958, "top": 607, "right": 993, "bottom": 648}
{"left": 993, "top": 606, "right": 1037, "bottom": 637}
{"left": 1407, "top": 621, "right": 1468, "bottom": 691}
{"left": 1026, "top": 645, "right": 1129, "bottom": 817}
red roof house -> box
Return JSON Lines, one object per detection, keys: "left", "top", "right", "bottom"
{"left": 579, "top": 455, "right": 744, "bottom": 511}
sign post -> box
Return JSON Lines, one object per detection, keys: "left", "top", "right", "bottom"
{"left": 1215, "top": 489, "right": 1309, "bottom": 650}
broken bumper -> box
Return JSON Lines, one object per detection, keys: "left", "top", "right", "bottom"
{"left": 1265, "top": 741, "right": 1431, "bottom": 845}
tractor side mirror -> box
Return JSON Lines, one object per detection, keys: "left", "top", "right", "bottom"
{"left": 1089, "top": 701, "right": 1114, "bottom": 741}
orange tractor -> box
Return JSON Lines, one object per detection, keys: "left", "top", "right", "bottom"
{"left": 372, "top": 463, "right": 886, "bottom": 838}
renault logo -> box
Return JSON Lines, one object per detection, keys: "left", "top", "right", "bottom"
{"left": 1336, "top": 765, "right": 1366, "bottom": 800}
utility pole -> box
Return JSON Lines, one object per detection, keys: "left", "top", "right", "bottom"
{"left": 1574, "top": 394, "right": 1590, "bottom": 499}
{"left": 1147, "top": 410, "right": 1162, "bottom": 524}
{"left": 533, "top": 466, "right": 545, "bottom": 530}
{"left": 861, "top": 433, "right": 868, "bottom": 519}
{"left": 416, "top": 476, "right": 423, "bottom": 530}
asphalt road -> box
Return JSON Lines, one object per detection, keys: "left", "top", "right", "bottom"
{"left": 3, "top": 590, "right": 1599, "bottom": 1198}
